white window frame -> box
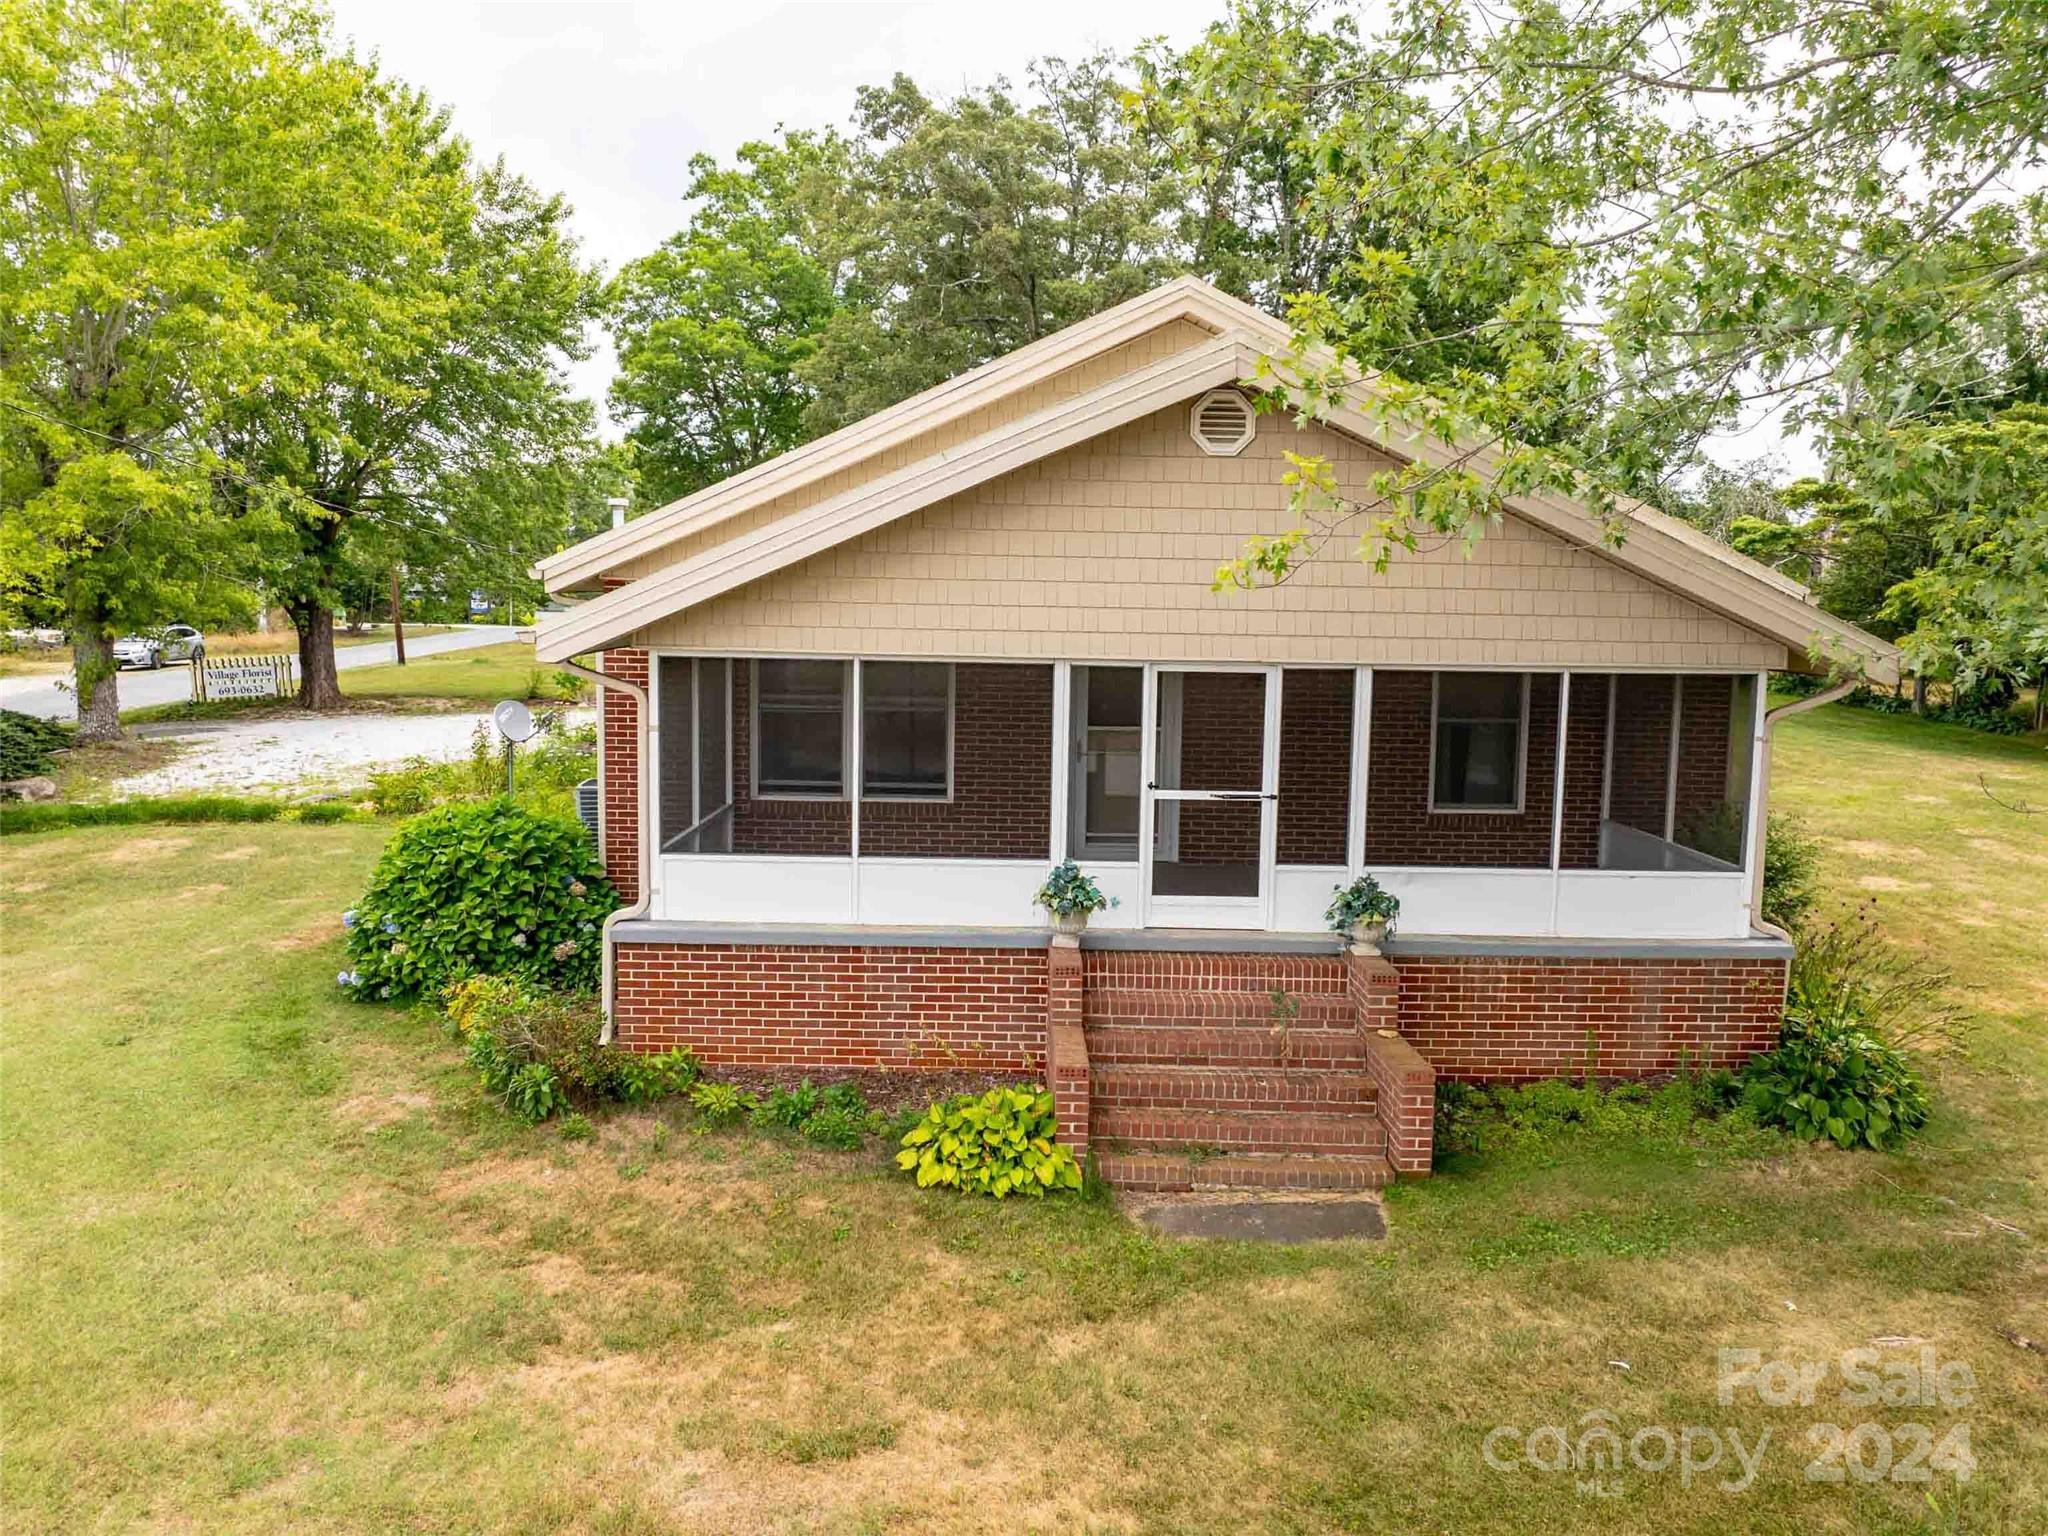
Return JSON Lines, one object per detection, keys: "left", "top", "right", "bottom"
{"left": 748, "top": 658, "right": 957, "bottom": 802}
{"left": 750, "top": 658, "right": 854, "bottom": 801}
{"left": 1427, "top": 670, "right": 1530, "bottom": 815}
{"left": 859, "top": 660, "right": 955, "bottom": 803}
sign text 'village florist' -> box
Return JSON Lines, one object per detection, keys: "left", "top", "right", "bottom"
{"left": 193, "top": 654, "right": 297, "bottom": 702}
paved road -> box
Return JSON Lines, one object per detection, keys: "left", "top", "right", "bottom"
{"left": 0, "top": 625, "right": 521, "bottom": 720}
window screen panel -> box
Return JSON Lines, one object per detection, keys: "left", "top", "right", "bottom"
{"left": 861, "top": 661, "right": 950, "bottom": 798}
{"left": 755, "top": 660, "right": 846, "bottom": 796}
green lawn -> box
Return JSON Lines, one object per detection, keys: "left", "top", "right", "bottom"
{"left": 1, "top": 707, "right": 2043, "bottom": 1533}
{"left": 120, "top": 643, "right": 582, "bottom": 724}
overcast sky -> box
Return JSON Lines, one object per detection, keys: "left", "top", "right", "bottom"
{"left": 322, "top": 0, "right": 1815, "bottom": 475}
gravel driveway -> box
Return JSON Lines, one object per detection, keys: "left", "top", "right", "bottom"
{"left": 116, "top": 708, "right": 594, "bottom": 797}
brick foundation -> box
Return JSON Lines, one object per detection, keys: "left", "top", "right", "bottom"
{"left": 1392, "top": 953, "right": 1785, "bottom": 1082}
{"left": 613, "top": 943, "right": 1047, "bottom": 1070}
{"left": 612, "top": 936, "right": 1787, "bottom": 1185}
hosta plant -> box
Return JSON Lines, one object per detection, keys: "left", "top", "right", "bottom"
{"left": 896, "top": 1086, "right": 1081, "bottom": 1198}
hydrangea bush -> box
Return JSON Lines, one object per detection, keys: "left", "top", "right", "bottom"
{"left": 340, "top": 798, "right": 616, "bottom": 999}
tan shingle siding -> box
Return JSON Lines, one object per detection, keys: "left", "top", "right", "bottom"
{"left": 625, "top": 405, "right": 1786, "bottom": 670}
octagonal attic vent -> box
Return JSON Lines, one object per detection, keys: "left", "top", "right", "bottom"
{"left": 1190, "top": 388, "right": 1255, "bottom": 456}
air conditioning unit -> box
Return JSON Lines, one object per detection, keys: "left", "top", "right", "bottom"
{"left": 575, "top": 778, "right": 600, "bottom": 844}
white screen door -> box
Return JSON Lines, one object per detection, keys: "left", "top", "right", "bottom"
{"left": 1140, "top": 665, "right": 1279, "bottom": 928}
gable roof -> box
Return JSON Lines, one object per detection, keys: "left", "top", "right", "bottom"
{"left": 537, "top": 277, "right": 1899, "bottom": 682}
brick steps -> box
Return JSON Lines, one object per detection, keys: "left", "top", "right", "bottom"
{"left": 1085, "top": 1024, "right": 1369, "bottom": 1068}
{"left": 1083, "top": 986, "right": 1351, "bottom": 1029}
{"left": 1095, "top": 1105, "right": 1385, "bottom": 1155}
{"left": 1099, "top": 1150, "right": 1393, "bottom": 1194}
{"left": 1091, "top": 1064, "right": 1376, "bottom": 1114}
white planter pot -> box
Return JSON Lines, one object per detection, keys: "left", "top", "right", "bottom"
{"left": 1049, "top": 910, "right": 1090, "bottom": 936}
{"left": 1348, "top": 918, "right": 1390, "bottom": 951}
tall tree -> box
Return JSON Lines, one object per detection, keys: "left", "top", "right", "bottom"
{"left": 0, "top": 0, "right": 300, "bottom": 738}
{"left": 215, "top": 61, "right": 596, "bottom": 707}
{"left": 799, "top": 60, "right": 1184, "bottom": 432}
{"left": 605, "top": 136, "right": 843, "bottom": 507}
{"left": 1150, "top": 0, "right": 2048, "bottom": 606}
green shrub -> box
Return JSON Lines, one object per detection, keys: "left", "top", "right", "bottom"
{"left": 1742, "top": 1017, "right": 1930, "bottom": 1150}
{"left": 1761, "top": 812, "right": 1822, "bottom": 930}
{"left": 689, "top": 1081, "right": 758, "bottom": 1127}
{"left": 443, "top": 975, "right": 695, "bottom": 1122}
{"left": 0, "top": 709, "right": 72, "bottom": 779}
{"left": 1739, "top": 913, "right": 1947, "bottom": 1151}
{"left": 1430, "top": 1072, "right": 1760, "bottom": 1166}
{"left": 755, "top": 1080, "right": 824, "bottom": 1131}
{"left": 367, "top": 718, "right": 595, "bottom": 816}
{"left": 615, "top": 1048, "right": 699, "bottom": 1104}
{"left": 340, "top": 798, "right": 615, "bottom": 999}
{"left": 802, "top": 1106, "right": 869, "bottom": 1149}
{"left": 895, "top": 1086, "right": 1081, "bottom": 1197}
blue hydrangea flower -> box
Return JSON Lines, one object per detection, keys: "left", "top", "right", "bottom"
{"left": 342, "top": 910, "right": 358, "bottom": 930}
{"left": 336, "top": 969, "right": 358, "bottom": 988}
{"left": 382, "top": 916, "right": 399, "bottom": 935}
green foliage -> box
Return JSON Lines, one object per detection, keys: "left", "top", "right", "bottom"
{"left": 366, "top": 720, "right": 595, "bottom": 816}
{"left": 754, "top": 1080, "right": 824, "bottom": 1131}
{"left": 1431, "top": 1073, "right": 1758, "bottom": 1167}
{"left": 341, "top": 799, "right": 615, "bottom": 1000}
{"left": 1151, "top": 0, "right": 2048, "bottom": 608}
{"left": 747, "top": 1077, "right": 874, "bottom": 1149}
{"left": 0, "top": 794, "right": 363, "bottom": 835}
{"left": 604, "top": 137, "right": 843, "bottom": 505}
{"left": 688, "top": 1081, "right": 758, "bottom": 1128}
{"left": 1739, "top": 912, "right": 1953, "bottom": 1150}
{"left": 1760, "top": 813, "right": 1822, "bottom": 931}
{"left": 0, "top": 710, "right": 71, "bottom": 779}
{"left": 1742, "top": 1022, "right": 1930, "bottom": 1153}
{"left": 895, "top": 1086, "right": 1082, "bottom": 1198}
{"left": 613, "top": 1048, "right": 700, "bottom": 1105}
{"left": 1033, "top": 860, "right": 1113, "bottom": 917}
{"left": 1325, "top": 874, "right": 1399, "bottom": 935}
{"left": 443, "top": 975, "right": 696, "bottom": 1123}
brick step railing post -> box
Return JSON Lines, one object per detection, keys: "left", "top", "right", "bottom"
{"left": 1348, "top": 945, "right": 1435, "bottom": 1176}
{"left": 1046, "top": 936, "right": 1090, "bottom": 1159}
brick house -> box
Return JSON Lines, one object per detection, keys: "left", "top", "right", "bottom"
{"left": 533, "top": 277, "right": 1897, "bottom": 1191}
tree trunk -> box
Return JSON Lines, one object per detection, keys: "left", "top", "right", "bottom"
{"left": 70, "top": 618, "right": 123, "bottom": 744}
{"left": 289, "top": 598, "right": 343, "bottom": 710}
{"left": 390, "top": 566, "right": 406, "bottom": 664}
{"left": 1911, "top": 674, "right": 1927, "bottom": 715}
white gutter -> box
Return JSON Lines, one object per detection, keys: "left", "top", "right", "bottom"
{"left": 557, "top": 656, "right": 652, "bottom": 1043}
{"left": 1749, "top": 677, "right": 1857, "bottom": 941}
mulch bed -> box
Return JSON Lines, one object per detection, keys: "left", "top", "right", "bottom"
{"left": 704, "top": 1066, "right": 1032, "bottom": 1116}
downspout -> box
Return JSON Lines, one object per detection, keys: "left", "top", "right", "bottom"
{"left": 1749, "top": 677, "right": 1856, "bottom": 942}
{"left": 557, "top": 656, "right": 651, "bottom": 1043}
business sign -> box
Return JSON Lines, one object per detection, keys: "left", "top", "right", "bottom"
{"left": 194, "top": 655, "right": 296, "bottom": 702}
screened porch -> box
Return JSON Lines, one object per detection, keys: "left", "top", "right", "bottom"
{"left": 643, "top": 657, "right": 1767, "bottom": 940}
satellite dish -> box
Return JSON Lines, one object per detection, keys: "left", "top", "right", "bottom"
{"left": 493, "top": 699, "right": 537, "bottom": 743}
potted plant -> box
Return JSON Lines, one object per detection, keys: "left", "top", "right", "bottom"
{"left": 1034, "top": 859, "right": 1114, "bottom": 935}
{"left": 1326, "top": 874, "right": 1400, "bottom": 950}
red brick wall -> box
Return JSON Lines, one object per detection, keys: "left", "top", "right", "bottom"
{"left": 1279, "top": 669, "right": 1352, "bottom": 865}
{"left": 860, "top": 664, "right": 1051, "bottom": 857}
{"left": 598, "top": 648, "right": 647, "bottom": 901}
{"left": 1175, "top": 671, "right": 1265, "bottom": 864}
{"left": 714, "top": 661, "right": 1052, "bottom": 857}
{"left": 1364, "top": 671, "right": 1604, "bottom": 868}
{"left": 1392, "top": 954, "right": 1786, "bottom": 1081}
{"left": 614, "top": 944, "right": 1049, "bottom": 1069}
{"left": 1674, "top": 675, "right": 1735, "bottom": 837}
{"left": 729, "top": 661, "right": 852, "bottom": 855}
{"left": 1608, "top": 673, "right": 1673, "bottom": 833}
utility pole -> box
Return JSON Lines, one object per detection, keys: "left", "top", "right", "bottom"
{"left": 390, "top": 566, "right": 407, "bottom": 665}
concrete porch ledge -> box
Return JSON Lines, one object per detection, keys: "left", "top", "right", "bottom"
{"left": 1381, "top": 931, "right": 1794, "bottom": 961}
{"left": 609, "top": 920, "right": 1791, "bottom": 960}
{"left": 610, "top": 921, "right": 1051, "bottom": 949}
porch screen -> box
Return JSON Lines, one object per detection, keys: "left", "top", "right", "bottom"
{"left": 656, "top": 657, "right": 734, "bottom": 854}
{"left": 1431, "top": 673, "right": 1525, "bottom": 811}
